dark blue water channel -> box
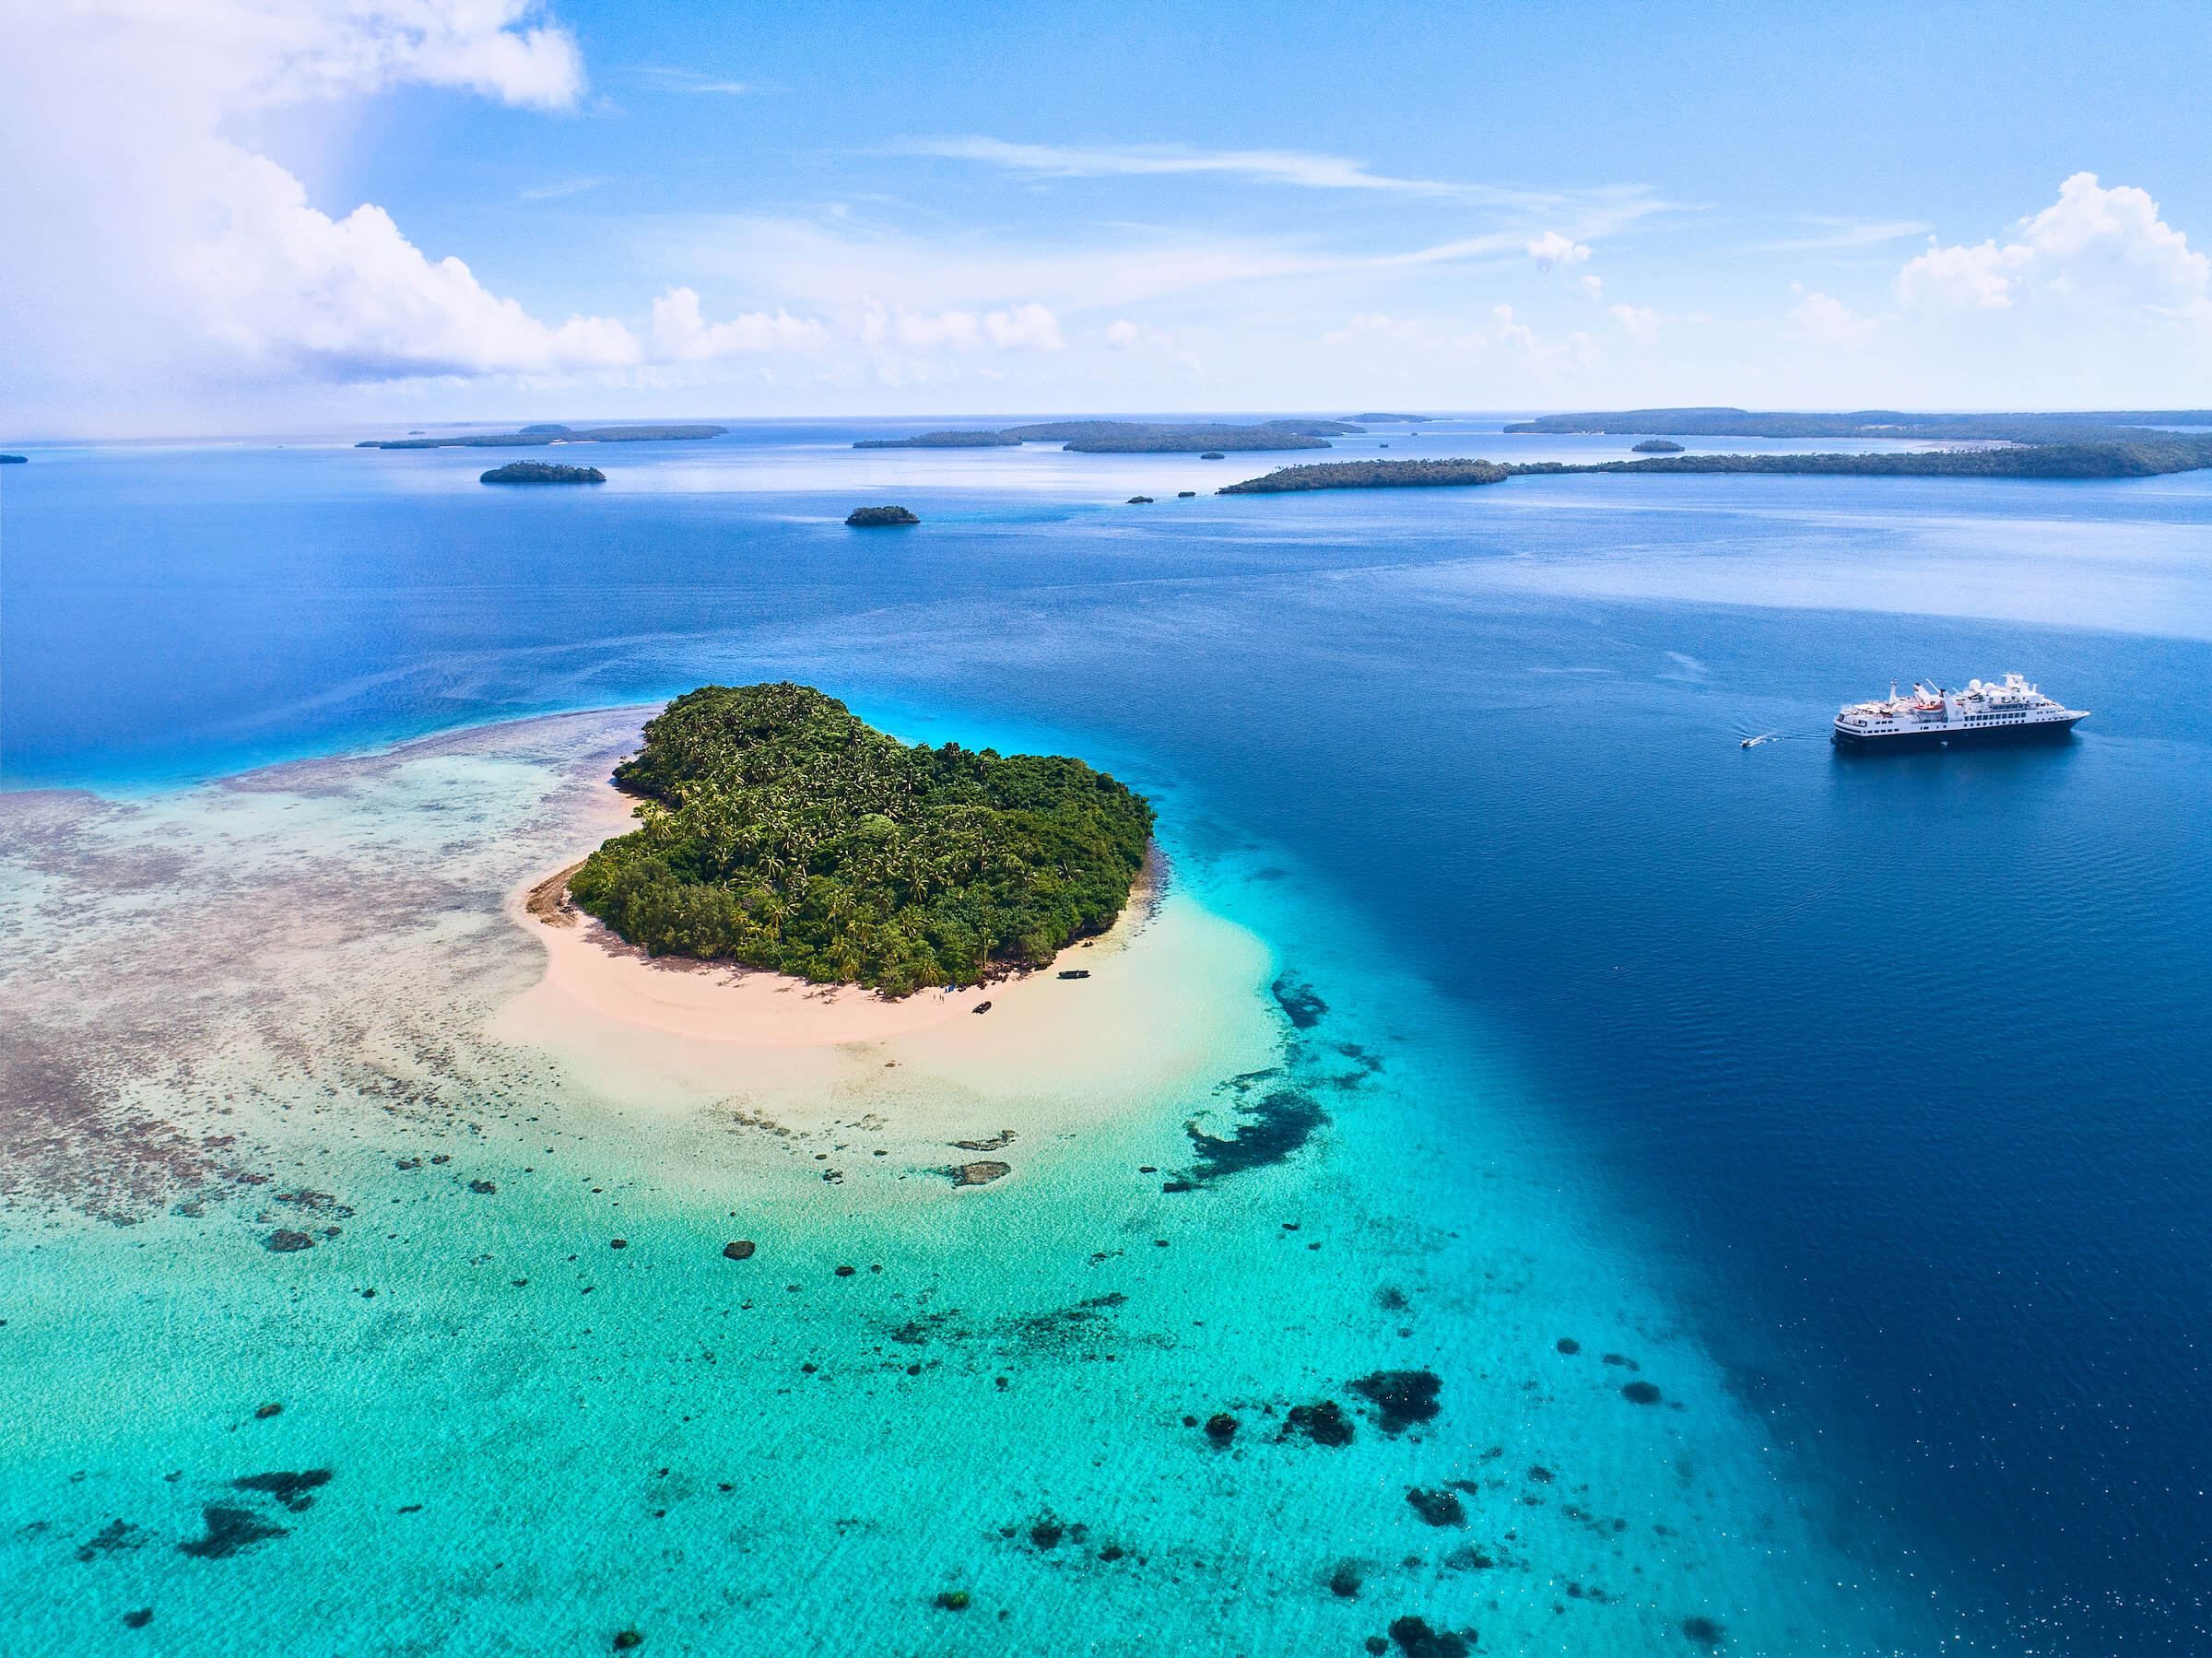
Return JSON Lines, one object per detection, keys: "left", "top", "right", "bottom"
{"left": 4, "top": 426, "right": 2207, "bottom": 1652}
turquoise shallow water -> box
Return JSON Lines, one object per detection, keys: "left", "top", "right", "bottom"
{"left": 4, "top": 423, "right": 2208, "bottom": 1652}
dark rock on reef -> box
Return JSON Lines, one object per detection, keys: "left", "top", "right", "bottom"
{"left": 934, "top": 1590, "right": 972, "bottom": 1609}
{"left": 232, "top": 1469, "right": 332, "bottom": 1512}
{"left": 723, "top": 1241, "right": 756, "bottom": 1260}
{"left": 264, "top": 1229, "right": 314, "bottom": 1252}
{"left": 1406, "top": 1487, "right": 1465, "bottom": 1526}
{"left": 480, "top": 461, "right": 605, "bottom": 484}
{"left": 1029, "top": 1516, "right": 1065, "bottom": 1549}
{"left": 1682, "top": 1615, "right": 1726, "bottom": 1645}
{"left": 1328, "top": 1559, "right": 1364, "bottom": 1598}
{"left": 469, "top": 1180, "right": 496, "bottom": 1194}
{"left": 178, "top": 1506, "right": 288, "bottom": 1558}
{"left": 950, "top": 1160, "right": 1011, "bottom": 1187}
{"left": 1270, "top": 974, "right": 1328, "bottom": 1029}
{"left": 609, "top": 1238, "right": 626, "bottom": 1249}
{"left": 844, "top": 505, "right": 920, "bottom": 526}
{"left": 952, "top": 1130, "right": 1018, "bottom": 1151}
{"left": 1280, "top": 1400, "right": 1355, "bottom": 1446}
{"left": 1632, "top": 439, "right": 1687, "bottom": 453}
{"left": 76, "top": 1519, "right": 146, "bottom": 1560}
{"left": 253, "top": 1403, "right": 282, "bottom": 1419}
{"left": 1603, "top": 1352, "right": 1637, "bottom": 1369}
{"left": 1350, "top": 1370, "right": 1443, "bottom": 1434}
{"left": 1204, "top": 1412, "right": 1240, "bottom": 1444}
{"left": 1366, "top": 1640, "right": 1389, "bottom": 1655}
{"left": 613, "top": 1630, "right": 644, "bottom": 1650}
{"left": 1622, "top": 1381, "right": 1662, "bottom": 1405}
{"left": 1388, "top": 1615, "right": 1473, "bottom": 1657}
{"left": 1557, "top": 1337, "right": 1581, "bottom": 1354}
{"left": 124, "top": 1608, "right": 153, "bottom": 1628}
{"left": 1527, "top": 1464, "right": 1553, "bottom": 1483}
{"left": 1187, "top": 1088, "right": 1326, "bottom": 1180}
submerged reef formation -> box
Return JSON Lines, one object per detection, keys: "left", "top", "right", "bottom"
{"left": 844, "top": 505, "right": 920, "bottom": 525}
{"left": 480, "top": 462, "right": 605, "bottom": 484}
{"left": 567, "top": 682, "right": 1154, "bottom": 995}
{"left": 359, "top": 424, "right": 725, "bottom": 449}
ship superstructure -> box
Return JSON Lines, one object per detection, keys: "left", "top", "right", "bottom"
{"left": 1832, "top": 673, "right": 2087, "bottom": 749}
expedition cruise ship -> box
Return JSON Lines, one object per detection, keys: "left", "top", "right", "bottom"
{"left": 1833, "top": 674, "right": 2088, "bottom": 749}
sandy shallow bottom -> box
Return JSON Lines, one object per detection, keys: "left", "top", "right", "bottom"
{"left": 0, "top": 711, "right": 1938, "bottom": 1656}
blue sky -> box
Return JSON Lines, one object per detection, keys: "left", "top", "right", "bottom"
{"left": 4, "top": 0, "right": 2207, "bottom": 433}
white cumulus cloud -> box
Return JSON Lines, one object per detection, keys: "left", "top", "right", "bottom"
{"left": 1527, "top": 230, "right": 1592, "bottom": 271}
{"left": 649, "top": 288, "right": 827, "bottom": 360}
{"left": 1786, "top": 286, "right": 1880, "bottom": 346}
{"left": 1896, "top": 173, "right": 2210, "bottom": 321}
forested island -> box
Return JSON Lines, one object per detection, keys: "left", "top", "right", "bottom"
{"left": 1632, "top": 439, "right": 1685, "bottom": 453}
{"left": 845, "top": 505, "right": 920, "bottom": 525}
{"left": 481, "top": 461, "right": 605, "bottom": 484}
{"left": 850, "top": 419, "right": 1360, "bottom": 453}
{"left": 360, "top": 423, "right": 727, "bottom": 450}
{"left": 1222, "top": 432, "right": 2212, "bottom": 494}
{"left": 567, "top": 683, "right": 1155, "bottom": 996}
{"left": 853, "top": 431, "right": 1022, "bottom": 449}
{"left": 0, "top": 454, "right": 26, "bottom": 464}
{"left": 1507, "top": 406, "right": 2212, "bottom": 444}
{"left": 1220, "top": 459, "right": 1510, "bottom": 493}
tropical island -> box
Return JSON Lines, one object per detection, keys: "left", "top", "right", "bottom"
{"left": 481, "top": 461, "right": 605, "bottom": 484}
{"left": 1353, "top": 413, "right": 1432, "bottom": 423}
{"left": 853, "top": 430, "right": 1022, "bottom": 449}
{"left": 1220, "top": 459, "right": 1510, "bottom": 493}
{"left": 1505, "top": 406, "right": 2212, "bottom": 442}
{"left": 845, "top": 505, "right": 920, "bottom": 525}
{"left": 359, "top": 423, "right": 727, "bottom": 450}
{"left": 1632, "top": 439, "right": 1686, "bottom": 453}
{"left": 1222, "top": 430, "right": 2212, "bottom": 494}
{"left": 566, "top": 683, "right": 1155, "bottom": 997}
{"left": 849, "top": 419, "right": 1361, "bottom": 453}
{"left": 0, "top": 454, "right": 25, "bottom": 464}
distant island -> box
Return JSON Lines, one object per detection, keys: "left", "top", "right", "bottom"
{"left": 1352, "top": 413, "right": 1432, "bottom": 423}
{"left": 567, "top": 683, "right": 1155, "bottom": 996}
{"left": 359, "top": 423, "right": 727, "bottom": 450}
{"left": 1220, "top": 459, "right": 1510, "bottom": 493}
{"left": 0, "top": 453, "right": 25, "bottom": 464}
{"left": 1219, "top": 434, "right": 2212, "bottom": 494}
{"left": 854, "top": 430, "right": 1023, "bottom": 449}
{"left": 850, "top": 419, "right": 1361, "bottom": 453}
{"left": 481, "top": 461, "right": 605, "bottom": 484}
{"left": 845, "top": 505, "right": 920, "bottom": 526}
{"left": 1632, "top": 439, "right": 1686, "bottom": 453}
{"left": 1508, "top": 406, "right": 2212, "bottom": 447}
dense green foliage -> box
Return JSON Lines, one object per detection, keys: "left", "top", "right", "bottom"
{"left": 568, "top": 684, "right": 1155, "bottom": 997}
{"left": 358, "top": 424, "right": 726, "bottom": 450}
{"left": 844, "top": 505, "right": 920, "bottom": 525}
{"left": 480, "top": 461, "right": 605, "bottom": 484}
{"left": 1218, "top": 459, "right": 1511, "bottom": 492}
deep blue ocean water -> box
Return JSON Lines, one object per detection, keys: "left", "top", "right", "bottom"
{"left": 4, "top": 421, "right": 2207, "bottom": 1652}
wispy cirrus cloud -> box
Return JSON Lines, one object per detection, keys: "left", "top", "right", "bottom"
{"left": 629, "top": 66, "right": 758, "bottom": 94}
{"left": 886, "top": 135, "right": 1465, "bottom": 195}
{"left": 1744, "top": 218, "right": 1931, "bottom": 253}
{"left": 520, "top": 175, "right": 600, "bottom": 200}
